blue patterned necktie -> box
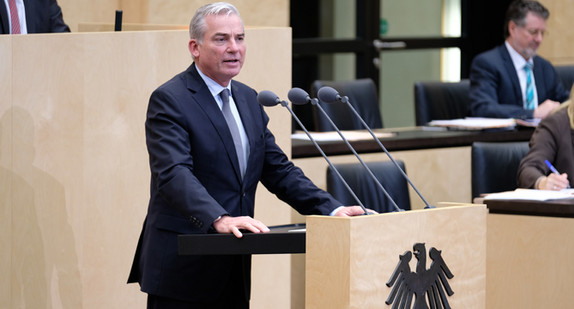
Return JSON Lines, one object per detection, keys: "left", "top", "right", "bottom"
{"left": 524, "top": 63, "right": 534, "bottom": 110}
{"left": 220, "top": 89, "right": 246, "bottom": 178}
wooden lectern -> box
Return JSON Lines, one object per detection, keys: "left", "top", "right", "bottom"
{"left": 178, "top": 204, "right": 487, "bottom": 308}
{"left": 305, "top": 204, "right": 487, "bottom": 308}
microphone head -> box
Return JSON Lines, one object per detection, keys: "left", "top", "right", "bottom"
{"left": 288, "top": 87, "right": 311, "bottom": 105}
{"left": 257, "top": 90, "right": 281, "bottom": 107}
{"left": 317, "top": 86, "right": 340, "bottom": 104}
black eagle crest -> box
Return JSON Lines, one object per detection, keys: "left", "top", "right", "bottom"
{"left": 386, "top": 243, "right": 454, "bottom": 309}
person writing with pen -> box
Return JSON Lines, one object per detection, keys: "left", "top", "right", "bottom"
{"left": 518, "top": 84, "right": 574, "bottom": 190}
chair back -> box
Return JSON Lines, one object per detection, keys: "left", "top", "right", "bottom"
{"left": 311, "top": 78, "right": 382, "bottom": 131}
{"left": 471, "top": 141, "right": 530, "bottom": 199}
{"left": 555, "top": 65, "right": 574, "bottom": 91}
{"left": 414, "top": 79, "right": 470, "bottom": 126}
{"left": 326, "top": 160, "right": 410, "bottom": 213}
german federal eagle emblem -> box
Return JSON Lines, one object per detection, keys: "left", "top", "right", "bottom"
{"left": 386, "top": 243, "right": 454, "bottom": 309}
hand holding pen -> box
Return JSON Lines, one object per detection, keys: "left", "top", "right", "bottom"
{"left": 543, "top": 160, "right": 570, "bottom": 190}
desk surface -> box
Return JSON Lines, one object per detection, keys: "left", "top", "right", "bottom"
{"left": 486, "top": 198, "right": 574, "bottom": 218}
{"left": 292, "top": 126, "right": 534, "bottom": 158}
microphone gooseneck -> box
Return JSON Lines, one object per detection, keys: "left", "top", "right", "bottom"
{"left": 317, "top": 86, "right": 433, "bottom": 209}
{"left": 257, "top": 90, "right": 370, "bottom": 215}
{"left": 292, "top": 88, "right": 402, "bottom": 212}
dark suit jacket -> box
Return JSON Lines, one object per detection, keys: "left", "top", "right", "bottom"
{"left": 128, "top": 64, "right": 341, "bottom": 302}
{"left": 0, "top": 0, "right": 70, "bottom": 34}
{"left": 469, "top": 44, "right": 569, "bottom": 119}
{"left": 517, "top": 106, "right": 574, "bottom": 189}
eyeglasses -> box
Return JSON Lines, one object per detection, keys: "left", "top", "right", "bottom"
{"left": 522, "top": 27, "right": 546, "bottom": 37}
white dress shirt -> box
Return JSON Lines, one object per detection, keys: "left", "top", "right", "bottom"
{"left": 196, "top": 66, "right": 250, "bottom": 170}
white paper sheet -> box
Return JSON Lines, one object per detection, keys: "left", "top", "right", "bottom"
{"left": 483, "top": 188, "right": 574, "bottom": 201}
{"left": 428, "top": 117, "right": 516, "bottom": 130}
{"left": 291, "top": 130, "right": 395, "bottom": 142}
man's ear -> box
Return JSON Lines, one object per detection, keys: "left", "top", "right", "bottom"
{"left": 188, "top": 39, "right": 200, "bottom": 58}
{"left": 508, "top": 20, "right": 518, "bottom": 36}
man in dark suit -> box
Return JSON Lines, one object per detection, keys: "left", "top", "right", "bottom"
{"left": 0, "top": 0, "right": 70, "bottom": 34}
{"left": 128, "top": 2, "right": 367, "bottom": 308}
{"left": 469, "top": 0, "right": 569, "bottom": 119}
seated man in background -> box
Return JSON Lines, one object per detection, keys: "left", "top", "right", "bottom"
{"left": 517, "top": 84, "right": 573, "bottom": 190}
{"left": 1, "top": 0, "right": 70, "bottom": 34}
{"left": 469, "top": 0, "right": 569, "bottom": 120}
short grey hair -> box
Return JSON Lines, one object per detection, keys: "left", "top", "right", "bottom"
{"left": 189, "top": 2, "right": 243, "bottom": 43}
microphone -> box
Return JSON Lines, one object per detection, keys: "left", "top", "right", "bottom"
{"left": 257, "top": 90, "right": 286, "bottom": 107}
{"left": 288, "top": 87, "right": 403, "bottom": 212}
{"left": 287, "top": 87, "right": 316, "bottom": 106}
{"left": 257, "top": 90, "right": 370, "bottom": 215}
{"left": 317, "top": 86, "right": 433, "bottom": 209}
{"left": 114, "top": 10, "right": 123, "bottom": 31}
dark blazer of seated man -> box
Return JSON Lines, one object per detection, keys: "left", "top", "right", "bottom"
{"left": 469, "top": 0, "right": 569, "bottom": 120}
{"left": 0, "top": 0, "right": 70, "bottom": 34}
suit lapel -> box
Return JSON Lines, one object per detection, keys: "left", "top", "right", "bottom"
{"left": 0, "top": 1, "right": 10, "bottom": 34}
{"left": 230, "top": 83, "right": 256, "bottom": 172}
{"left": 499, "top": 45, "right": 523, "bottom": 103}
{"left": 23, "top": 0, "right": 37, "bottom": 33}
{"left": 533, "top": 56, "right": 547, "bottom": 102}
{"left": 185, "top": 64, "right": 244, "bottom": 182}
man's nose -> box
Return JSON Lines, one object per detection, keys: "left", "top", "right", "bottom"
{"left": 227, "top": 40, "right": 239, "bottom": 51}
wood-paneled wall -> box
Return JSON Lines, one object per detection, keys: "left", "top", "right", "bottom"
{"left": 56, "top": 0, "right": 571, "bottom": 65}
{"left": 538, "top": 0, "right": 574, "bottom": 64}
{"left": 58, "top": 0, "right": 289, "bottom": 32}
{"left": 1, "top": 28, "right": 294, "bottom": 309}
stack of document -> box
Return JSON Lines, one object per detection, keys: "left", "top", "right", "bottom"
{"left": 515, "top": 118, "right": 541, "bottom": 127}
{"left": 428, "top": 118, "right": 516, "bottom": 130}
{"left": 291, "top": 130, "right": 395, "bottom": 142}
{"left": 483, "top": 188, "right": 574, "bottom": 201}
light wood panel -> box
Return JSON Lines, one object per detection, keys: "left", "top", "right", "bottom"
{"left": 57, "top": 0, "right": 120, "bottom": 32}
{"left": 487, "top": 213, "right": 574, "bottom": 308}
{"left": 0, "top": 36, "right": 12, "bottom": 309}
{"left": 306, "top": 205, "right": 487, "bottom": 308}
{"left": 77, "top": 23, "right": 188, "bottom": 32}
{"left": 10, "top": 33, "right": 87, "bottom": 309}
{"left": 2, "top": 28, "right": 294, "bottom": 309}
{"left": 145, "top": 0, "right": 289, "bottom": 28}
{"left": 58, "top": 0, "right": 289, "bottom": 32}
{"left": 538, "top": 0, "right": 574, "bottom": 65}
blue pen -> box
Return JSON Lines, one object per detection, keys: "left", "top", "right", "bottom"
{"left": 545, "top": 160, "right": 571, "bottom": 188}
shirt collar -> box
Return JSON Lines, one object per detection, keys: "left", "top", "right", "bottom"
{"left": 505, "top": 41, "right": 533, "bottom": 70}
{"left": 195, "top": 65, "right": 232, "bottom": 98}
